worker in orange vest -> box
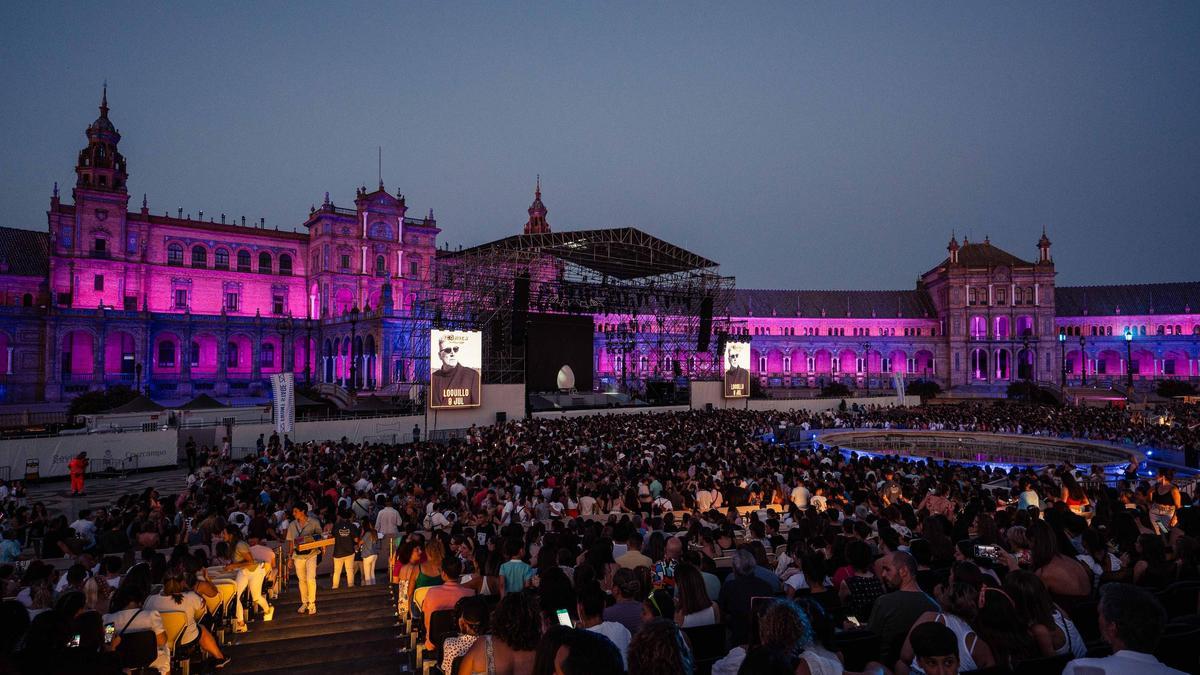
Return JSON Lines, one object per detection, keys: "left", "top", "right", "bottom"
{"left": 68, "top": 452, "right": 88, "bottom": 496}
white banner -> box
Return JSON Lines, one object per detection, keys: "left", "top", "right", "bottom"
{"left": 271, "top": 372, "right": 296, "bottom": 433}
{"left": 0, "top": 430, "right": 178, "bottom": 479}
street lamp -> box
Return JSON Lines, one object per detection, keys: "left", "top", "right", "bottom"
{"left": 1125, "top": 328, "right": 1134, "bottom": 393}
{"left": 1079, "top": 335, "right": 1087, "bottom": 387}
{"left": 304, "top": 318, "right": 314, "bottom": 385}
{"left": 861, "top": 341, "right": 871, "bottom": 393}
{"left": 1022, "top": 336, "right": 1031, "bottom": 384}
{"left": 276, "top": 317, "right": 294, "bottom": 374}
{"left": 348, "top": 306, "right": 360, "bottom": 394}
{"left": 1058, "top": 333, "right": 1066, "bottom": 388}
{"left": 604, "top": 321, "right": 637, "bottom": 395}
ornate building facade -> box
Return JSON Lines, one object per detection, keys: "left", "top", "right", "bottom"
{"left": 0, "top": 93, "right": 1196, "bottom": 404}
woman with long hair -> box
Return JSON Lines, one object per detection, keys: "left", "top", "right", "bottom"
{"left": 1026, "top": 520, "right": 1091, "bottom": 599}
{"left": 394, "top": 540, "right": 425, "bottom": 618}
{"left": 674, "top": 562, "right": 719, "bottom": 627}
{"left": 972, "top": 585, "right": 1036, "bottom": 669}
{"left": 458, "top": 591, "right": 542, "bottom": 675}
{"left": 838, "top": 540, "right": 886, "bottom": 619}
{"left": 1059, "top": 470, "right": 1090, "bottom": 517}
{"left": 895, "top": 582, "right": 995, "bottom": 675}
{"left": 1002, "top": 569, "right": 1086, "bottom": 659}
{"left": 626, "top": 618, "right": 694, "bottom": 675}
{"left": 1131, "top": 533, "right": 1175, "bottom": 589}
{"left": 356, "top": 518, "right": 378, "bottom": 585}
{"left": 142, "top": 568, "right": 229, "bottom": 666}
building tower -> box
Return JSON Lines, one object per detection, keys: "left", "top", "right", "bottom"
{"left": 524, "top": 176, "right": 550, "bottom": 234}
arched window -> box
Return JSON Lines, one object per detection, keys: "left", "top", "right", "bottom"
{"left": 227, "top": 342, "right": 239, "bottom": 368}
{"left": 22, "top": 293, "right": 32, "bottom": 307}
{"left": 236, "top": 250, "right": 251, "bottom": 272}
{"left": 258, "top": 252, "right": 272, "bottom": 274}
{"left": 190, "top": 341, "right": 200, "bottom": 367}
{"left": 260, "top": 343, "right": 275, "bottom": 367}
{"left": 311, "top": 252, "right": 320, "bottom": 273}
{"left": 215, "top": 249, "right": 229, "bottom": 270}
{"left": 783, "top": 356, "right": 791, "bottom": 372}
{"left": 191, "top": 245, "right": 207, "bottom": 267}
{"left": 158, "top": 340, "right": 176, "bottom": 367}
{"left": 970, "top": 316, "right": 987, "bottom": 339}
{"left": 278, "top": 254, "right": 292, "bottom": 276}
{"left": 167, "top": 243, "right": 183, "bottom": 265}
{"left": 375, "top": 255, "right": 386, "bottom": 276}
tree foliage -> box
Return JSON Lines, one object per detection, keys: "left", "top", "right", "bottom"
{"left": 68, "top": 385, "right": 140, "bottom": 417}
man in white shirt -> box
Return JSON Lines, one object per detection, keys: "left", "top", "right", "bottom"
{"left": 374, "top": 503, "right": 401, "bottom": 536}
{"left": 790, "top": 481, "right": 811, "bottom": 510}
{"left": 69, "top": 510, "right": 97, "bottom": 549}
{"left": 577, "top": 583, "right": 631, "bottom": 668}
{"left": 1062, "top": 583, "right": 1187, "bottom": 675}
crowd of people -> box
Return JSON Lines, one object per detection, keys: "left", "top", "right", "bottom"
{"left": 0, "top": 400, "right": 1198, "bottom": 674}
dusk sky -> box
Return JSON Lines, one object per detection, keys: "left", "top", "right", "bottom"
{"left": 1, "top": 2, "right": 1197, "bottom": 290}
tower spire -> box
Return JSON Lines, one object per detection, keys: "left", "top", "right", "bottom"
{"left": 100, "top": 81, "right": 108, "bottom": 118}
{"left": 524, "top": 176, "right": 550, "bottom": 235}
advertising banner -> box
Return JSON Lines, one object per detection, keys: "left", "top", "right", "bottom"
{"left": 429, "top": 330, "right": 482, "bottom": 409}
{"left": 270, "top": 372, "right": 296, "bottom": 433}
{"left": 723, "top": 341, "right": 750, "bottom": 398}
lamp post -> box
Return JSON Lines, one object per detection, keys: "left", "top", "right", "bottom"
{"left": 1125, "top": 328, "right": 1134, "bottom": 393}
{"left": 1079, "top": 335, "right": 1087, "bottom": 387}
{"left": 861, "top": 341, "right": 871, "bottom": 394}
{"left": 276, "top": 317, "right": 293, "bottom": 374}
{"left": 304, "top": 318, "right": 314, "bottom": 385}
{"left": 1022, "top": 336, "right": 1031, "bottom": 384}
{"left": 1058, "top": 333, "right": 1066, "bottom": 388}
{"left": 348, "top": 306, "right": 359, "bottom": 394}
{"left": 604, "top": 321, "right": 636, "bottom": 396}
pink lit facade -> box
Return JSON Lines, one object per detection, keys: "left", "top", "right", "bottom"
{"left": 0, "top": 93, "right": 1197, "bottom": 404}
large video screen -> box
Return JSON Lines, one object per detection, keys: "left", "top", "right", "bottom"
{"left": 527, "top": 314, "right": 594, "bottom": 393}
{"left": 429, "top": 329, "right": 482, "bottom": 409}
{"left": 723, "top": 341, "right": 750, "bottom": 398}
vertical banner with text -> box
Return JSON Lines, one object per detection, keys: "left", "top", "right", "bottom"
{"left": 270, "top": 372, "right": 296, "bottom": 433}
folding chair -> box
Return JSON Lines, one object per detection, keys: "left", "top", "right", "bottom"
{"left": 160, "top": 610, "right": 193, "bottom": 675}
{"left": 115, "top": 629, "right": 160, "bottom": 675}
{"left": 214, "top": 579, "right": 238, "bottom": 643}
{"left": 683, "top": 623, "right": 729, "bottom": 675}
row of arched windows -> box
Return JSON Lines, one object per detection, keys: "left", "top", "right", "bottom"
{"left": 167, "top": 243, "right": 292, "bottom": 275}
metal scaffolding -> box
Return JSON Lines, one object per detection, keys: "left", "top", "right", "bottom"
{"left": 422, "top": 227, "right": 736, "bottom": 388}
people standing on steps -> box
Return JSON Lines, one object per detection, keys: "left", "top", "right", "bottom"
{"left": 222, "top": 525, "right": 274, "bottom": 630}
{"left": 286, "top": 503, "right": 323, "bottom": 614}
{"left": 359, "top": 519, "right": 380, "bottom": 585}
{"left": 330, "top": 508, "right": 361, "bottom": 589}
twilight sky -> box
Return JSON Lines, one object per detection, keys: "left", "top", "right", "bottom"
{"left": 1, "top": 2, "right": 1197, "bottom": 290}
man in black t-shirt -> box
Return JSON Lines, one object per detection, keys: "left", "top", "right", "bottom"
{"left": 330, "top": 508, "right": 361, "bottom": 589}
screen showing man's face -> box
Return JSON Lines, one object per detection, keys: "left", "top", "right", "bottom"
{"left": 439, "top": 341, "right": 459, "bottom": 368}
{"left": 728, "top": 350, "right": 739, "bottom": 369}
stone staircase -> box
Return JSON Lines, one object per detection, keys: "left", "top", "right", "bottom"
{"left": 222, "top": 583, "right": 405, "bottom": 674}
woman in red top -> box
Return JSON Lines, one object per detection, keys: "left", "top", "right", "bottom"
{"left": 68, "top": 452, "right": 88, "bottom": 496}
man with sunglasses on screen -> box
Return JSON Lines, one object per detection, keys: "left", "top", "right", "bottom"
{"left": 431, "top": 334, "right": 479, "bottom": 407}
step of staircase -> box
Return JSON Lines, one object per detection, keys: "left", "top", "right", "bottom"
{"left": 222, "top": 583, "right": 405, "bottom": 674}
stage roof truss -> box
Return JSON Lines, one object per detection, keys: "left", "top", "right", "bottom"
{"left": 445, "top": 227, "right": 720, "bottom": 281}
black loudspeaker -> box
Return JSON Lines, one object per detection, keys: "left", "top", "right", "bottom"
{"left": 490, "top": 319, "right": 504, "bottom": 352}
{"left": 697, "top": 296, "right": 713, "bottom": 352}
{"left": 496, "top": 411, "right": 507, "bottom": 423}
{"left": 1186, "top": 443, "right": 1198, "bottom": 469}
{"left": 510, "top": 274, "right": 530, "bottom": 345}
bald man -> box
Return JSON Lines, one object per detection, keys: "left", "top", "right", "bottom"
{"left": 869, "top": 551, "right": 939, "bottom": 668}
